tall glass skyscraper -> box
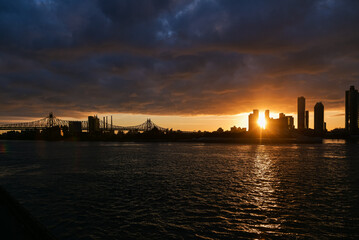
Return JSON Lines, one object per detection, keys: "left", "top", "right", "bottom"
{"left": 345, "top": 86, "right": 359, "bottom": 134}
{"left": 314, "top": 102, "right": 324, "bottom": 133}
{"left": 297, "top": 96, "right": 305, "bottom": 130}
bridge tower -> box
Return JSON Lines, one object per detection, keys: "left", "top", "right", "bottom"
{"left": 145, "top": 119, "right": 152, "bottom": 131}
{"left": 48, "top": 112, "right": 55, "bottom": 128}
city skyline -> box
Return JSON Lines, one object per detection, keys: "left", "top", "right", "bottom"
{"left": 0, "top": 93, "right": 350, "bottom": 132}
{"left": 0, "top": 92, "right": 349, "bottom": 132}
{"left": 0, "top": 1, "right": 358, "bottom": 131}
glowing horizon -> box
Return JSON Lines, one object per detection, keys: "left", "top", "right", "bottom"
{"left": 0, "top": 108, "right": 345, "bottom": 132}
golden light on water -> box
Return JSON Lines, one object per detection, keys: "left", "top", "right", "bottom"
{"left": 257, "top": 112, "right": 266, "bottom": 129}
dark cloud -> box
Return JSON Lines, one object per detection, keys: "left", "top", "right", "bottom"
{"left": 0, "top": 0, "right": 359, "bottom": 119}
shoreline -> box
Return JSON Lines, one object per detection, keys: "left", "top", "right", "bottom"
{"left": 0, "top": 137, "right": 326, "bottom": 144}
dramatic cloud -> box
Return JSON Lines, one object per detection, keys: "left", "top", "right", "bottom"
{"left": 0, "top": 0, "right": 359, "bottom": 119}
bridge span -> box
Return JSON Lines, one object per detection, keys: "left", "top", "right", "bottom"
{"left": 0, "top": 113, "right": 168, "bottom": 132}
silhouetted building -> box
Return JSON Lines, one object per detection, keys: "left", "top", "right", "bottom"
{"left": 284, "top": 114, "right": 295, "bottom": 130}
{"left": 297, "top": 96, "right": 305, "bottom": 130}
{"left": 88, "top": 116, "right": 100, "bottom": 134}
{"left": 69, "top": 121, "right": 82, "bottom": 135}
{"left": 265, "top": 110, "right": 270, "bottom": 121}
{"left": 345, "top": 86, "right": 359, "bottom": 134}
{"left": 305, "top": 110, "right": 309, "bottom": 129}
{"left": 230, "top": 126, "right": 246, "bottom": 133}
{"left": 314, "top": 102, "right": 324, "bottom": 134}
{"left": 266, "top": 113, "right": 294, "bottom": 133}
{"left": 248, "top": 109, "right": 259, "bottom": 132}
{"left": 279, "top": 113, "right": 294, "bottom": 130}
{"left": 42, "top": 126, "right": 61, "bottom": 139}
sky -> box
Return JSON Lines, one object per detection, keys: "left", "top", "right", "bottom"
{"left": 0, "top": 0, "right": 359, "bottom": 131}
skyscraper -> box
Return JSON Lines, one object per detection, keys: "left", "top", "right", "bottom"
{"left": 248, "top": 109, "right": 259, "bottom": 132}
{"left": 345, "top": 86, "right": 359, "bottom": 135}
{"left": 314, "top": 102, "right": 324, "bottom": 134}
{"left": 266, "top": 113, "right": 294, "bottom": 132}
{"left": 297, "top": 96, "right": 305, "bottom": 130}
{"left": 88, "top": 115, "right": 100, "bottom": 134}
{"left": 305, "top": 110, "right": 309, "bottom": 129}
{"left": 265, "top": 110, "right": 270, "bottom": 121}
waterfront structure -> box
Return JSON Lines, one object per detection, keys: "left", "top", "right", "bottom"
{"left": 230, "top": 126, "right": 246, "bottom": 133}
{"left": 248, "top": 109, "right": 294, "bottom": 133}
{"left": 248, "top": 110, "right": 259, "bottom": 132}
{"left": 69, "top": 121, "right": 82, "bottom": 135}
{"left": 297, "top": 97, "right": 306, "bottom": 130}
{"left": 267, "top": 113, "right": 294, "bottom": 132}
{"left": 282, "top": 113, "right": 294, "bottom": 130}
{"left": 88, "top": 116, "right": 100, "bottom": 134}
{"left": 345, "top": 86, "right": 359, "bottom": 134}
{"left": 314, "top": 102, "right": 324, "bottom": 134}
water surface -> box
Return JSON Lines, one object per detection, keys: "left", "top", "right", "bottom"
{"left": 0, "top": 140, "right": 358, "bottom": 239}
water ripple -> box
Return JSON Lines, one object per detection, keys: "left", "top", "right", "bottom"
{"left": 0, "top": 141, "right": 358, "bottom": 239}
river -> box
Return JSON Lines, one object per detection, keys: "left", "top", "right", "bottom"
{"left": 0, "top": 140, "right": 358, "bottom": 239}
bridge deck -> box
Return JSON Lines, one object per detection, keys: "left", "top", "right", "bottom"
{"left": 0, "top": 114, "right": 168, "bottom": 132}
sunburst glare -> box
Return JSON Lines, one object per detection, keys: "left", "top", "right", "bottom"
{"left": 257, "top": 112, "right": 266, "bottom": 129}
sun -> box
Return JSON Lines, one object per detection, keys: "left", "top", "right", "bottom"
{"left": 257, "top": 113, "right": 266, "bottom": 129}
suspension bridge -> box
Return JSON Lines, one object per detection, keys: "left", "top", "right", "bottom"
{"left": 0, "top": 113, "right": 168, "bottom": 132}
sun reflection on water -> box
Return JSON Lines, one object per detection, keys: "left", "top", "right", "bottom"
{"left": 245, "top": 145, "right": 281, "bottom": 234}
